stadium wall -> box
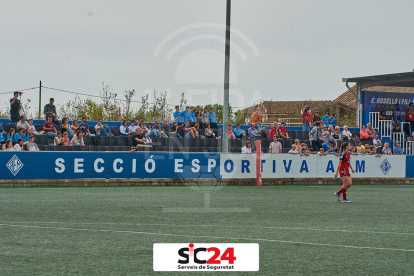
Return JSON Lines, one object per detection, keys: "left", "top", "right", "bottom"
{"left": 0, "top": 152, "right": 412, "bottom": 187}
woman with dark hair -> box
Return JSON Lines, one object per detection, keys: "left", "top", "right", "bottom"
{"left": 334, "top": 142, "right": 355, "bottom": 203}
{"left": 2, "top": 140, "right": 14, "bottom": 151}
{"left": 61, "top": 117, "right": 74, "bottom": 136}
{"left": 6, "top": 128, "right": 18, "bottom": 144}
{"left": 70, "top": 130, "right": 85, "bottom": 146}
{"left": 120, "top": 120, "right": 129, "bottom": 136}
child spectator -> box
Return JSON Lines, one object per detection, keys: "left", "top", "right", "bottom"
{"left": 288, "top": 145, "right": 298, "bottom": 154}
{"left": 204, "top": 123, "right": 215, "bottom": 138}
{"left": 201, "top": 106, "right": 210, "bottom": 128}
{"left": 371, "top": 147, "right": 381, "bottom": 157}
{"left": 209, "top": 107, "right": 218, "bottom": 129}
{"left": 7, "top": 128, "right": 18, "bottom": 144}
{"left": 173, "top": 105, "right": 184, "bottom": 125}
{"left": 54, "top": 131, "right": 63, "bottom": 146}
{"left": 195, "top": 106, "right": 203, "bottom": 129}
{"left": 326, "top": 145, "right": 335, "bottom": 154}
{"left": 242, "top": 141, "right": 252, "bottom": 153}
{"left": 143, "top": 130, "right": 155, "bottom": 147}
{"left": 233, "top": 124, "right": 243, "bottom": 138}
{"left": 318, "top": 148, "right": 327, "bottom": 156}
{"left": 300, "top": 145, "right": 310, "bottom": 156}
{"left": 0, "top": 132, "right": 5, "bottom": 145}
{"left": 322, "top": 112, "right": 332, "bottom": 127}
{"left": 28, "top": 119, "right": 44, "bottom": 135}
{"left": 331, "top": 113, "right": 337, "bottom": 127}
{"left": 62, "top": 132, "right": 71, "bottom": 146}
{"left": 128, "top": 120, "right": 138, "bottom": 135}
{"left": 228, "top": 124, "right": 235, "bottom": 139}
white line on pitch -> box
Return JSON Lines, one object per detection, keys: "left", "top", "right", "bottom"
{"left": 1, "top": 221, "right": 413, "bottom": 236}
{"left": 0, "top": 223, "right": 413, "bottom": 252}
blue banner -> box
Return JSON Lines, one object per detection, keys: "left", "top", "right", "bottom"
{"left": 364, "top": 91, "right": 414, "bottom": 119}
{"left": 0, "top": 152, "right": 220, "bottom": 180}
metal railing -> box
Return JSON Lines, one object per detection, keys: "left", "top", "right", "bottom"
{"left": 369, "top": 112, "right": 380, "bottom": 130}
{"left": 392, "top": 132, "right": 405, "bottom": 152}
{"left": 379, "top": 120, "right": 393, "bottom": 139}
{"left": 406, "top": 141, "right": 414, "bottom": 155}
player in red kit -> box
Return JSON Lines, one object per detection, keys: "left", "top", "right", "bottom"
{"left": 334, "top": 142, "right": 355, "bottom": 203}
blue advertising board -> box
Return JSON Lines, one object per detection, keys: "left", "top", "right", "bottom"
{"left": 0, "top": 152, "right": 220, "bottom": 180}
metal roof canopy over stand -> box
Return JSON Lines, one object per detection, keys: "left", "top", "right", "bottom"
{"left": 343, "top": 71, "right": 414, "bottom": 128}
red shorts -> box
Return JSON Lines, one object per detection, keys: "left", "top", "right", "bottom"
{"left": 339, "top": 169, "right": 350, "bottom": 177}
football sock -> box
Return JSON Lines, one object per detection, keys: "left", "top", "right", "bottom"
{"left": 337, "top": 188, "right": 343, "bottom": 195}
{"left": 342, "top": 187, "right": 347, "bottom": 200}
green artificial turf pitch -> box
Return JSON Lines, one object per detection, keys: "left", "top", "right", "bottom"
{"left": 0, "top": 185, "right": 413, "bottom": 275}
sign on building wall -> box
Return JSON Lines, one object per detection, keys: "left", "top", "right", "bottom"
{"left": 364, "top": 91, "right": 414, "bottom": 119}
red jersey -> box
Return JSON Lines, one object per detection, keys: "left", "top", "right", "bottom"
{"left": 339, "top": 151, "right": 351, "bottom": 177}
{"left": 278, "top": 126, "right": 288, "bottom": 137}
{"left": 406, "top": 107, "right": 414, "bottom": 121}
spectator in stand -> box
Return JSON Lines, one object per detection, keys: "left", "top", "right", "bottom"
{"left": 0, "top": 123, "right": 4, "bottom": 133}
{"left": 62, "top": 132, "right": 70, "bottom": 146}
{"left": 288, "top": 144, "right": 298, "bottom": 154}
{"left": 7, "top": 128, "right": 18, "bottom": 144}
{"left": 185, "top": 122, "right": 199, "bottom": 138}
{"left": 391, "top": 113, "right": 401, "bottom": 131}
{"left": 227, "top": 124, "right": 235, "bottom": 139}
{"left": 313, "top": 112, "right": 322, "bottom": 127}
{"left": 79, "top": 117, "right": 91, "bottom": 136}
{"left": 331, "top": 113, "right": 337, "bottom": 127}
{"left": 23, "top": 129, "right": 31, "bottom": 144}
{"left": 309, "top": 124, "right": 324, "bottom": 152}
{"left": 204, "top": 123, "right": 215, "bottom": 138}
{"left": 278, "top": 122, "right": 289, "bottom": 139}
{"left": 301, "top": 103, "right": 312, "bottom": 131}
{"left": 322, "top": 112, "right": 332, "bottom": 127}
{"left": 406, "top": 103, "right": 414, "bottom": 133}
{"left": 294, "top": 139, "right": 301, "bottom": 152}
{"left": 170, "top": 122, "right": 182, "bottom": 138}
{"left": 326, "top": 145, "right": 335, "bottom": 154}
{"left": 393, "top": 141, "right": 404, "bottom": 155}
{"left": 360, "top": 125, "right": 370, "bottom": 141}
{"left": 366, "top": 123, "right": 376, "bottom": 139}
{"left": 153, "top": 121, "right": 168, "bottom": 138}
{"left": 269, "top": 135, "right": 282, "bottom": 154}
{"left": 26, "top": 135, "right": 39, "bottom": 151}
{"left": 130, "top": 128, "right": 146, "bottom": 152}
{"left": 248, "top": 123, "right": 257, "bottom": 138}
{"left": 201, "top": 106, "right": 210, "bottom": 129}
{"left": 268, "top": 123, "right": 278, "bottom": 139}
{"left": 322, "top": 132, "right": 337, "bottom": 150}
{"left": 143, "top": 130, "right": 155, "bottom": 147}
{"left": 3, "top": 140, "right": 14, "bottom": 151}
{"left": 373, "top": 134, "right": 383, "bottom": 153}
{"left": 181, "top": 106, "right": 190, "bottom": 124}
{"left": 318, "top": 148, "right": 327, "bottom": 156}
{"left": 300, "top": 145, "right": 310, "bottom": 156}
{"left": 241, "top": 141, "right": 252, "bottom": 153}
{"left": 43, "top": 116, "right": 57, "bottom": 138}
{"left": 95, "top": 119, "right": 113, "bottom": 137}
{"left": 371, "top": 147, "right": 382, "bottom": 157}
{"left": 9, "top": 91, "right": 21, "bottom": 123}
{"left": 71, "top": 130, "right": 85, "bottom": 146}
{"left": 356, "top": 141, "right": 365, "bottom": 153}
{"left": 161, "top": 119, "right": 170, "bottom": 137}
{"left": 28, "top": 119, "right": 42, "bottom": 135}
{"left": 188, "top": 106, "right": 198, "bottom": 128}
{"left": 120, "top": 120, "right": 129, "bottom": 137}
{"left": 17, "top": 115, "right": 29, "bottom": 131}
{"left": 392, "top": 124, "right": 402, "bottom": 133}
{"left": 14, "top": 138, "right": 24, "bottom": 151}
{"left": 382, "top": 142, "right": 392, "bottom": 155}
{"left": 138, "top": 120, "right": 148, "bottom": 131}
{"left": 44, "top": 98, "right": 56, "bottom": 121}
{"left": 61, "top": 118, "right": 74, "bottom": 136}
{"left": 15, "top": 128, "right": 29, "bottom": 146}
{"left": 321, "top": 125, "right": 329, "bottom": 138}
{"left": 333, "top": 126, "right": 341, "bottom": 139}
{"left": 342, "top": 125, "right": 352, "bottom": 141}
{"left": 71, "top": 120, "right": 80, "bottom": 134}
{"left": 54, "top": 132, "right": 63, "bottom": 146}
{"left": 149, "top": 123, "right": 161, "bottom": 137}
{"left": 195, "top": 106, "right": 203, "bottom": 129}
{"left": 182, "top": 121, "right": 191, "bottom": 137}
{"left": 128, "top": 120, "right": 138, "bottom": 135}
{"left": 233, "top": 124, "right": 243, "bottom": 138}
{"left": 251, "top": 107, "right": 263, "bottom": 130}
{"left": 209, "top": 107, "right": 218, "bottom": 129}
{"left": 174, "top": 105, "right": 184, "bottom": 125}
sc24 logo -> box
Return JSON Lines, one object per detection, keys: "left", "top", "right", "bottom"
{"left": 178, "top": 243, "right": 236, "bottom": 264}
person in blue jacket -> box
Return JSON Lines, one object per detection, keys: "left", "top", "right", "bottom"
{"left": 173, "top": 105, "right": 184, "bottom": 125}
{"left": 209, "top": 107, "right": 218, "bottom": 129}
{"left": 322, "top": 112, "right": 332, "bottom": 127}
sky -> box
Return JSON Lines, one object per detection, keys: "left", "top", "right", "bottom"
{"left": 1, "top": 0, "right": 414, "bottom": 116}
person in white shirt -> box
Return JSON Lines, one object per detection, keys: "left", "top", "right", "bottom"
{"left": 241, "top": 141, "right": 252, "bottom": 153}
{"left": 119, "top": 120, "right": 129, "bottom": 137}
{"left": 342, "top": 125, "right": 352, "bottom": 140}
{"left": 25, "top": 136, "right": 39, "bottom": 151}
{"left": 13, "top": 138, "right": 24, "bottom": 151}
{"left": 16, "top": 116, "right": 29, "bottom": 131}
{"left": 71, "top": 130, "right": 85, "bottom": 146}
{"left": 373, "top": 134, "right": 383, "bottom": 152}
{"left": 288, "top": 144, "right": 298, "bottom": 154}
{"left": 128, "top": 120, "right": 138, "bottom": 135}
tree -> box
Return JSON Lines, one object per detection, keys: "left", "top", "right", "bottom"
{"left": 122, "top": 89, "right": 136, "bottom": 120}
{"left": 179, "top": 92, "right": 188, "bottom": 111}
